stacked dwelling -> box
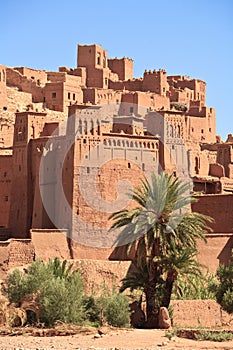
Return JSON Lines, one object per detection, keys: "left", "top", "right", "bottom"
{"left": 0, "top": 44, "right": 232, "bottom": 271}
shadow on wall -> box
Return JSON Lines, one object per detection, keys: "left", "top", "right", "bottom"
{"left": 218, "top": 235, "right": 233, "bottom": 265}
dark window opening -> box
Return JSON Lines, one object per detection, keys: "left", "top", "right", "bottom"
{"left": 163, "top": 87, "right": 165, "bottom": 92}
{"left": 68, "top": 92, "right": 71, "bottom": 99}
{"left": 73, "top": 93, "right": 75, "bottom": 100}
{"left": 142, "top": 163, "right": 145, "bottom": 171}
{"left": 3, "top": 172, "right": 7, "bottom": 177}
{"left": 209, "top": 128, "right": 211, "bottom": 132}
{"left": 128, "top": 162, "right": 131, "bottom": 169}
{"left": 52, "top": 92, "right": 56, "bottom": 99}
{"left": 195, "top": 157, "right": 199, "bottom": 174}
{"left": 87, "top": 167, "right": 90, "bottom": 174}
{"left": 4, "top": 195, "right": 8, "bottom": 202}
{"left": 97, "top": 56, "right": 101, "bottom": 65}
{"left": 130, "top": 106, "right": 134, "bottom": 114}
{"left": 201, "top": 129, "right": 204, "bottom": 134}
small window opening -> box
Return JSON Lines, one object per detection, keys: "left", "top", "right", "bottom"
{"left": 128, "top": 162, "right": 131, "bottom": 169}
{"left": 68, "top": 92, "right": 71, "bottom": 99}
{"left": 73, "top": 93, "right": 75, "bottom": 100}
{"left": 52, "top": 92, "right": 56, "bottom": 99}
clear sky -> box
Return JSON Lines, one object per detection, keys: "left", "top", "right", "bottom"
{"left": 1, "top": 0, "right": 232, "bottom": 140}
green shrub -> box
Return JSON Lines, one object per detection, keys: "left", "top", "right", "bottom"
{"left": 172, "top": 272, "right": 216, "bottom": 300}
{"left": 3, "top": 260, "right": 131, "bottom": 328}
{"left": 212, "top": 258, "right": 233, "bottom": 314}
{"left": 195, "top": 330, "right": 233, "bottom": 342}
{"left": 3, "top": 259, "right": 86, "bottom": 326}
{"left": 104, "top": 292, "right": 130, "bottom": 327}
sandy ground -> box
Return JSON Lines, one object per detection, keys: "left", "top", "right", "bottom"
{"left": 0, "top": 328, "right": 233, "bottom": 350}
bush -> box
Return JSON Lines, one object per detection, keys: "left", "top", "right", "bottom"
{"left": 172, "top": 272, "right": 216, "bottom": 300}
{"left": 104, "top": 292, "right": 130, "bottom": 327}
{"left": 3, "top": 260, "right": 131, "bottom": 328}
{"left": 195, "top": 330, "right": 233, "bottom": 342}
{"left": 3, "top": 259, "right": 86, "bottom": 326}
{"left": 212, "top": 258, "right": 233, "bottom": 314}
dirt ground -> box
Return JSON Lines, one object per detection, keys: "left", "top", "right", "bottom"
{"left": 0, "top": 328, "right": 233, "bottom": 350}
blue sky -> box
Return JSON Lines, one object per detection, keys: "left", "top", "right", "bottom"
{"left": 1, "top": 0, "right": 232, "bottom": 140}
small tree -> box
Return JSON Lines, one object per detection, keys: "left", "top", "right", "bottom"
{"left": 212, "top": 253, "right": 233, "bottom": 314}
{"left": 109, "top": 172, "right": 213, "bottom": 327}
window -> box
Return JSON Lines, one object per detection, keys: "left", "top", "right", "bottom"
{"left": 73, "top": 93, "right": 75, "bottom": 100}
{"left": 68, "top": 92, "right": 71, "bottom": 99}
{"left": 87, "top": 167, "right": 90, "bottom": 174}
{"left": 52, "top": 92, "right": 56, "bottom": 99}
{"left": 163, "top": 87, "right": 165, "bottom": 92}
{"left": 209, "top": 128, "right": 212, "bottom": 132}
{"left": 105, "top": 78, "right": 108, "bottom": 86}
{"left": 97, "top": 54, "right": 101, "bottom": 65}
{"left": 128, "top": 162, "right": 131, "bottom": 169}
{"left": 4, "top": 195, "right": 8, "bottom": 202}
{"left": 201, "top": 129, "right": 204, "bottom": 134}
{"left": 130, "top": 106, "right": 134, "bottom": 114}
{"left": 3, "top": 172, "right": 7, "bottom": 177}
{"left": 142, "top": 163, "right": 145, "bottom": 171}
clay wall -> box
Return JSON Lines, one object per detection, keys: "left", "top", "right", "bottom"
{"left": 59, "top": 66, "right": 87, "bottom": 86}
{"left": 168, "top": 76, "right": 206, "bottom": 105}
{"left": 142, "top": 70, "right": 168, "bottom": 96}
{"left": 187, "top": 109, "right": 216, "bottom": 143}
{"left": 109, "top": 79, "right": 143, "bottom": 91}
{"left": 169, "top": 86, "right": 193, "bottom": 105}
{"left": 14, "top": 67, "right": 47, "bottom": 86}
{"left": 108, "top": 57, "right": 133, "bottom": 81}
{"left": 6, "top": 67, "right": 43, "bottom": 103}
{"left": 85, "top": 67, "right": 117, "bottom": 88}
{"left": 6, "top": 86, "right": 32, "bottom": 113}
{"left": 0, "top": 65, "right": 7, "bottom": 108}
{"left": 0, "top": 154, "right": 12, "bottom": 228}
{"left": 217, "top": 143, "right": 233, "bottom": 178}
{"left": 43, "top": 82, "right": 64, "bottom": 111}
{"left": 0, "top": 120, "right": 14, "bottom": 148}
{"left": 197, "top": 234, "right": 232, "bottom": 272}
{"left": 137, "top": 92, "right": 170, "bottom": 113}
{"left": 78, "top": 44, "right": 108, "bottom": 69}
{"left": 9, "top": 112, "right": 48, "bottom": 237}
{"left": 30, "top": 229, "right": 71, "bottom": 260}
{"left": 70, "top": 133, "right": 159, "bottom": 248}
{"left": 171, "top": 300, "right": 231, "bottom": 328}
{"left": 83, "top": 88, "right": 122, "bottom": 105}
{"left": 188, "top": 150, "right": 211, "bottom": 177}
{"left": 192, "top": 194, "right": 233, "bottom": 233}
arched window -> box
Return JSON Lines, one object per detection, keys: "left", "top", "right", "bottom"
{"left": 97, "top": 120, "right": 100, "bottom": 135}
{"left": 90, "top": 120, "right": 94, "bottom": 135}
{"left": 84, "top": 120, "right": 87, "bottom": 135}
{"left": 78, "top": 119, "right": 82, "bottom": 134}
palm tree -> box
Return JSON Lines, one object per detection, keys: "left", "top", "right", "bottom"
{"left": 109, "top": 172, "right": 213, "bottom": 328}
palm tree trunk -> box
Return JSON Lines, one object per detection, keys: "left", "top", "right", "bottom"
{"left": 161, "top": 270, "right": 177, "bottom": 308}
{"left": 144, "top": 261, "right": 160, "bottom": 328}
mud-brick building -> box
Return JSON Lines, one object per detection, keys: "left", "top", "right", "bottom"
{"left": 0, "top": 44, "right": 232, "bottom": 271}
